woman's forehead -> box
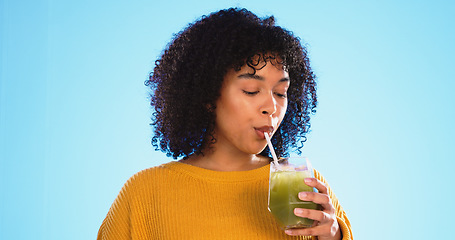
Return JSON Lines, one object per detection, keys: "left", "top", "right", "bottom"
{"left": 230, "top": 53, "right": 287, "bottom": 75}
{"left": 245, "top": 53, "right": 284, "bottom": 69}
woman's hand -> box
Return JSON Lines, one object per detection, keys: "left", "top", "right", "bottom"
{"left": 284, "top": 178, "right": 342, "bottom": 240}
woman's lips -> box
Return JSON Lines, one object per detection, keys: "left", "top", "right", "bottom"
{"left": 254, "top": 126, "right": 274, "bottom": 139}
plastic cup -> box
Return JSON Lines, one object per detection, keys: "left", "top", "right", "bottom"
{"left": 268, "top": 157, "right": 320, "bottom": 229}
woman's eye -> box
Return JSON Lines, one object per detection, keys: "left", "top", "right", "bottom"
{"left": 242, "top": 90, "right": 259, "bottom": 96}
{"left": 275, "top": 92, "right": 287, "bottom": 98}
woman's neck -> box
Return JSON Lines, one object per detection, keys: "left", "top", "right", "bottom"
{"left": 180, "top": 148, "right": 270, "bottom": 171}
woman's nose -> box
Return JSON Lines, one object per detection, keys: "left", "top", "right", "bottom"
{"left": 261, "top": 93, "right": 277, "bottom": 116}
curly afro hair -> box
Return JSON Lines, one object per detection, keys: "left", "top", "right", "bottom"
{"left": 146, "top": 8, "right": 317, "bottom": 159}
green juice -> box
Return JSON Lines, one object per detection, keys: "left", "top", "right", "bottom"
{"left": 268, "top": 170, "right": 319, "bottom": 229}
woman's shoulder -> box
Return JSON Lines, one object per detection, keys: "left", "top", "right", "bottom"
{"left": 111, "top": 162, "right": 183, "bottom": 199}
{"left": 127, "top": 161, "right": 177, "bottom": 183}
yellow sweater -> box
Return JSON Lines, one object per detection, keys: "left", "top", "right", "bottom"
{"left": 97, "top": 162, "right": 352, "bottom": 240}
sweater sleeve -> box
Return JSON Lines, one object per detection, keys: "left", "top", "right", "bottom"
{"left": 97, "top": 178, "right": 133, "bottom": 240}
{"left": 314, "top": 170, "right": 353, "bottom": 240}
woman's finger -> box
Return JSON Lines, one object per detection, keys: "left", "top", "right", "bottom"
{"left": 294, "top": 208, "right": 331, "bottom": 222}
{"left": 304, "top": 178, "right": 327, "bottom": 193}
{"left": 298, "top": 191, "right": 334, "bottom": 213}
{"left": 284, "top": 221, "right": 335, "bottom": 237}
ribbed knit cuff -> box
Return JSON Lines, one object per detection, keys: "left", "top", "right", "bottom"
{"left": 337, "top": 216, "right": 352, "bottom": 240}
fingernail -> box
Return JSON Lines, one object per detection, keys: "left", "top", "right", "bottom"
{"left": 294, "top": 208, "right": 303, "bottom": 215}
{"left": 285, "top": 230, "right": 293, "bottom": 235}
{"left": 299, "top": 192, "right": 307, "bottom": 199}
{"left": 304, "top": 178, "right": 312, "bottom": 184}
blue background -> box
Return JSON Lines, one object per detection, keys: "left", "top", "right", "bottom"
{"left": 1, "top": 0, "right": 454, "bottom": 239}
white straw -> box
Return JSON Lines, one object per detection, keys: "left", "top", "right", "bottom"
{"left": 264, "top": 132, "right": 279, "bottom": 166}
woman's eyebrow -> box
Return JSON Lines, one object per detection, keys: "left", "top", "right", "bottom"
{"left": 237, "top": 73, "right": 290, "bottom": 82}
{"left": 237, "top": 73, "right": 264, "bottom": 80}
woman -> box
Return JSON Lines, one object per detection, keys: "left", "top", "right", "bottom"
{"left": 98, "top": 8, "right": 352, "bottom": 240}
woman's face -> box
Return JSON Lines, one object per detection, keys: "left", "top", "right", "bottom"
{"left": 213, "top": 60, "right": 290, "bottom": 155}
